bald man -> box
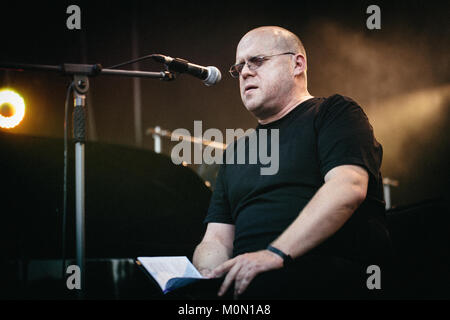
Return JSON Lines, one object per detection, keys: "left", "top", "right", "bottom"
{"left": 192, "top": 27, "right": 392, "bottom": 299}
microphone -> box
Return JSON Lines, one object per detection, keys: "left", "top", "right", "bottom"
{"left": 152, "top": 54, "right": 221, "bottom": 86}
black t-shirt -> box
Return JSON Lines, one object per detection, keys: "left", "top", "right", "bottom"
{"left": 204, "top": 94, "right": 386, "bottom": 261}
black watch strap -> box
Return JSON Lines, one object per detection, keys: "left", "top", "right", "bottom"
{"left": 266, "top": 245, "right": 293, "bottom": 267}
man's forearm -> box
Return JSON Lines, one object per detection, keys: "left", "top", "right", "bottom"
{"left": 271, "top": 173, "right": 366, "bottom": 259}
{"left": 193, "top": 240, "right": 233, "bottom": 275}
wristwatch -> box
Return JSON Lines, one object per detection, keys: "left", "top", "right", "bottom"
{"left": 266, "top": 245, "right": 293, "bottom": 267}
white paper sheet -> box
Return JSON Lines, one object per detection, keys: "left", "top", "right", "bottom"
{"left": 137, "top": 256, "right": 204, "bottom": 291}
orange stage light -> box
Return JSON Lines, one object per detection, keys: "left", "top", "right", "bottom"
{"left": 0, "top": 89, "right": 26, "bottom": 129}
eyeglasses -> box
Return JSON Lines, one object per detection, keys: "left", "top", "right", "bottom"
{"left": 229, "top": 52, "right": 295, "bottom": 78}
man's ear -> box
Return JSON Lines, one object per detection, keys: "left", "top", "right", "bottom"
{"left": 293, "top": 54, "right": 306, "bottom": 76}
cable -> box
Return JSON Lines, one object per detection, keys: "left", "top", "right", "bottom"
{"left": 106, "top": 53, "right": 156, "bottom": 69}
{"left": 62, "top": 82, "right": 74, "bottom": 279}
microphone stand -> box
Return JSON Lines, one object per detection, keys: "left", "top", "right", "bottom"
{"left": 0, "top": 62, "right": 175, "bottom": 297}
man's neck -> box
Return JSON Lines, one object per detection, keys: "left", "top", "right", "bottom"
{"left": 258, "top": 95, "right": 314, "bottom": 125}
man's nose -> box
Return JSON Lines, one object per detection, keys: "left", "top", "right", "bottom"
{"left": 240, "top": 63, "right": 254, "bottom": 79}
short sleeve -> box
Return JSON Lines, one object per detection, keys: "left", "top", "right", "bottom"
{"left": 203, "top": 164, "right": 234, "bottom": 225}
{"left": 315, "top": 95, "right": 383, "bottom": 181}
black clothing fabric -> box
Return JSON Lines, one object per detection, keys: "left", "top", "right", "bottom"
{"left": 164, "top": 253, "right": 378, "bottom": 300}
{"left": 239, "top": 253, "right": 371, "bottom": 300}
{"left": 204, "top": 94, "right": 389, "bottom": 264}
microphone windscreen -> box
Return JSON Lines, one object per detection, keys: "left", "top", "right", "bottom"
{"left": 204, "top": 66, "right": 221, "bottom": 86}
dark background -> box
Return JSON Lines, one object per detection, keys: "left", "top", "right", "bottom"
{"left": 0, "top": 0, "right": 449, "bottom": 300}
{"left": 1, "top": 0, "right": 449, "bottom": 207}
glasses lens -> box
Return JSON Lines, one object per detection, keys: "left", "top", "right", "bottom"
{"left": 229, "top": 64, "right": 243, "bottom": 78}
{"left": 248, "top": 56, "right": 266, "bottom": 70}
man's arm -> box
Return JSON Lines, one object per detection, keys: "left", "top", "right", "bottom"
{"left": 193, "top": 222, "right": 235, "bottom": 277}
{"left": 270, "top": 164, "right": 368, "bottom": 257}
{"left": 211, "top": 164, "right": 369, "bottom": 297}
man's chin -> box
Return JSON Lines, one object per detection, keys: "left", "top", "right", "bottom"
{"left": 244, "top": 102, "right": 277, "bottom": 121}
{"left": 243, "top": 101, "right": 261, "bottom": 114}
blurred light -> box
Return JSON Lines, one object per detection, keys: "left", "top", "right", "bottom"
{"left": 0, "top": 89, "right": 25, "bottom": 129}
{"left": 367, "top": 84, "right": 450, "bottom": 175}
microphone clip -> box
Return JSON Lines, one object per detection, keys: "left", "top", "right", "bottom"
{"left": 161, "top": 69, "right": 177, "bottom": 81}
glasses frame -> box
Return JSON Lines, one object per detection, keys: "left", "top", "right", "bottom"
{"left": 229, "top": 52, "right": 296, "bottom": 78}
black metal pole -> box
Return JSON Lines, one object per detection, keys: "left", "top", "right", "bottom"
{"left": 0, "top": 62, "right": 175, "bottom": 80}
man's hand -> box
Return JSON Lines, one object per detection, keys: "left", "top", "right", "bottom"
{"left": 198, "top": 268, "right": 214, "bottom": 278}
{"left": 210, "top": 250, "right": 284, "bottom": 298}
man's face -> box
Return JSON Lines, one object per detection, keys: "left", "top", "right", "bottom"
{"left": 235, "top": 32, "right": 295, "bottom": 117}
